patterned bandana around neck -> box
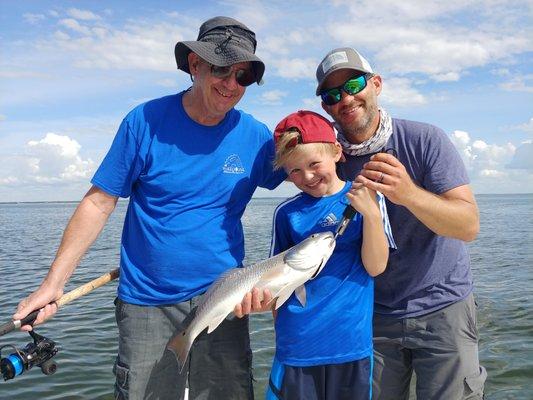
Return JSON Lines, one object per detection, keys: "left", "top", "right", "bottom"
{"left": 335, "top": 108, "right": 393, "bottom": 156}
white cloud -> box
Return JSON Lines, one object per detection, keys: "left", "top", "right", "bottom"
{"left": 258, "top": 90, "right": 288, "bottom": 105}
{"left": 40, "top": 19, "right": 192, "bottom": 72}
{"left": 507, "top": 142, "right": 533, "bottom": 169}
{"left": 450, "top": 130, "right": 533, "bottom": 192}
{"left": 58, "top": 18, "right": 92, "bottom": 35}
{"left": 325, "top": 0, "right": 533, "bottom": 81}
{"left": 0, "top": 133, "right": 95, "bottom": 186}
{"left": 451, "top": 130, "right": 516, "bottom": 175}
{"left": 67, "top": 8, "right": 102, "bottom": 21}
{"left": 514, "top": 118, "right": 533, "bottom": 134}
{"left": 500, "top": 74, "right": 533, "bottom": 93}
{"left": 23, "top": 13, "right": 46, "bottom": 24}
{"left": 380, "top": 78, "right": 427, "bottom": 106}
{"left": 273, "top": 58, "right": 317, "bottom": 80}
{"left": 156, "top": 78, "right": 178, "bottom": 88}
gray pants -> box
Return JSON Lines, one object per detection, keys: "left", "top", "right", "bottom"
{"left": 372, "top": 293, "right": 486, "bottom": 400}
{"left": 113, "top": 297, "right": 254, "bottom": 400}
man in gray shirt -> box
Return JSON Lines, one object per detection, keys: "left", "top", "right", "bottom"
{"left": 315, "top": 47, "right": 486, "bottom": 399}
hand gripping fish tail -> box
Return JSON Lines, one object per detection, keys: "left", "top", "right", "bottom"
{"left": 166, "top": 232, "right": 336, "bottom": 370}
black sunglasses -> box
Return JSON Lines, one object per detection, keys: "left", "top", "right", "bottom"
{"left": 320, "top": 74, "right": 372, "bottom": 106}
{"left": 209, "top": 63, "right": 256, "bottom": 87}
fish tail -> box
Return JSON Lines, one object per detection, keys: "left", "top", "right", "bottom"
{"left": 166, "top": 330, "right": 192, "bottom": 373}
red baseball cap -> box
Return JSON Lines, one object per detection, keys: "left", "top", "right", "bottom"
{"left": 274, "top": 110, "right": 336, "bottom": 145}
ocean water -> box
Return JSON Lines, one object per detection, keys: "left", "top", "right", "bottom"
{"left": 0, "top": 194, "right": 531, "bottom": 399}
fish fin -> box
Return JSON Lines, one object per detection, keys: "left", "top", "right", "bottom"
{"left": 207, "top": 313, "right": 227, "bottom": 334}
{"left": 166, "top": 330, "right": 193, "bottom": 373}
{"left": 272, "top": 283, "right": 297, "bottom": 310}
{"left": 294, "top": 285, "right": 307, "bottom": 307}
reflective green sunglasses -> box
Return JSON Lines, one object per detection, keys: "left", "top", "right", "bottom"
{"left": 320, "top": 74, "right": 371, "bottom": 106}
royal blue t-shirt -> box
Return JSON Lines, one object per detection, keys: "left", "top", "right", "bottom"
{"left": 91, "top": 92, "right": 285, "bottom": 305}
{"left": 270, "top": 182, "right": 395, "bottom": 366}
{"left": 338, "top": 118, "right": 472, "bottom": 318}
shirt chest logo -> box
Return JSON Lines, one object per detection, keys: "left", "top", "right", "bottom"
{"left": 223, "top": 154, "right": 245, "bottom": 174}
{"left": 320, "top": 212, "right": 338, "bottom": 227}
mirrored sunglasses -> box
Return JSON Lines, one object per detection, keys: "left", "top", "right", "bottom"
{"left": 320, "top": 74, "right": 371, "bottom": 106}
{"left": 210, "top": 64, "right": 256, "bottom": 87}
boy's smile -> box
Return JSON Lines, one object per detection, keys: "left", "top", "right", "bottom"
{"left": 284, "top": 143, "right": 344, "bottom": 197}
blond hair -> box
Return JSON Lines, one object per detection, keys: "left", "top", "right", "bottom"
{"left": 274, "top": 129, "right": 340, "bottom": 170}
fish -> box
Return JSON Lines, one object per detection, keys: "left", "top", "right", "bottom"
{"left": 167, "top": 231, "right": 336, "bottom": 370}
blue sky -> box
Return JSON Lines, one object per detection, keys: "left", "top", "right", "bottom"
{"left": 1, "top": 0, "right": 532, "bottom": 202}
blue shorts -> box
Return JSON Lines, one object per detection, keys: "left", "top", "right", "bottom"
{"left": 266, "top": 356, "right": 372, "bottom": 400}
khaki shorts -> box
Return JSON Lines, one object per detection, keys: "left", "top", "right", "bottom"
{"left": 372, "top": 293, "right": 486, "bottom": 400}
{"left": 113, "top": 296, "right": 254, "bottom": 400}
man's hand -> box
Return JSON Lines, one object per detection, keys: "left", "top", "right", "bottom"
{"left": 234, "top": 288, "right": 273, "bottom": 318}
{"left": 13, "top": 282, "right": 64, "bottom": 331}
{"left": 356, "top": 152, "right": 417, "bottom": 206}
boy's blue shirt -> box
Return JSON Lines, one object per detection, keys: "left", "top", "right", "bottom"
{"left": 270, "top": 181, "right": 395, "bottom": 366}
{"left": 91, "top": 91, "right": 285, "bottom": 305}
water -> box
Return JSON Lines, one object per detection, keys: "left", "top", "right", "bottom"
{"left": 0, "top": 194, "right": 531, "bottom": 400}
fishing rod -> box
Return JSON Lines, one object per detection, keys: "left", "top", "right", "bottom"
{"left": 0, "top": 267, "right": 119, "bottom": 381}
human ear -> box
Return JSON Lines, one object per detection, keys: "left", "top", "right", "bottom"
{"left": 370, "top": 75, "right": 382, "bottom": 96}
{"left": 333, "top": 142, "right": 343, "bottom": 162}
{"left": 188, "top": 53, "right": 201, "bottom": 75}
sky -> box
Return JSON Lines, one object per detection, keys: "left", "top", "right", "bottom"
{"left": 1, "top": 0, "right": 532, "bottom": 202}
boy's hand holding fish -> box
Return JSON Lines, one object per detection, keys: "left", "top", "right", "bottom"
{"left": 346, "top": 182, "right": 381, "bottom": 218}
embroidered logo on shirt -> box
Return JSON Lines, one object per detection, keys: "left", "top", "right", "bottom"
{"left": 320, "top": 213, "right": 338, "bottom": 227}
{"left": 222, "top": 154, "right": 245, "bottom": 174}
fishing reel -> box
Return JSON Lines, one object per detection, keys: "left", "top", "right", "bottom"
{"left": 0, "top": 330, "right": 58, "bottom": 381}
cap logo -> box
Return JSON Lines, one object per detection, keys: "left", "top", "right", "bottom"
{"left": 321, "top": 51, "right": 349, "bottom": 74}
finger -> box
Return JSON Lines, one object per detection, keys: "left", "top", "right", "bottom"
{"left": 363, "top": 161, "right": 396, "bottom": 176}
{"left": 241, "top": 292, "right": 252, "bottom": 315}
{"left": 355, "top": 175, "right": 366, "bottom": 184}
{"left": 262, "top": 289, "right": 273, "bottom": 308}
{"left": 251, "top": 287, "right": 263, "bottom": 311}
{"left": 357, "top": 174, "right": 386, "bottom": 192}
{"left": 234, "top": 303, "right": 243, "bottom": 318}
{"left": 370, "top": 152, "right": 401, "bottom": 166}
{"left": 360, "top": 168, "right": 386, "bottom": 183}
{"left": 350, "top": 181, "right": 364, "bottom": 191}
{"left": 20, "top": 308, "right": 44, "bottom": 331}
{"left": 13, "top": 298, "right": 31, "bottom": 320}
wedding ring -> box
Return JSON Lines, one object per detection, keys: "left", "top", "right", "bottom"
{"left": 377, "top": 172, "right": 384, "bottom": 183}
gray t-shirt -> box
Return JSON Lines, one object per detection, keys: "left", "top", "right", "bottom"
{"left": 337, "top": 118, "right": 473, "bottom": 318}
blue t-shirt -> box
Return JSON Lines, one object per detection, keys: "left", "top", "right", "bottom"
{"left": 270, "top": 182, "right": 395, "bottom": 366}
{"left": 338, "top": 118, "right": 472, "bottom": 318}
{"left": 91, "top": 92, "right": 285, "bottom": 305}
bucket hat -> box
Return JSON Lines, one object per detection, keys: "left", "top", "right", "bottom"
{"left": 175, "top": 16, "right": 265, "bottom": 84}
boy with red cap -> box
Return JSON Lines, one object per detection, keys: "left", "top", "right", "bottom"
{"left": 266, "top": 110, "right": 396, "bottom": 400}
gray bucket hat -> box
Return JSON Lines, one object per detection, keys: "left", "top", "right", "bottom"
{"left": 174, "top": 16, "right": 265, "bottom": 85}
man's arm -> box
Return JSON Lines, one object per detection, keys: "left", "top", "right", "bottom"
{"left": 357, "top": 153, "right": 479, "bottom": 242}
{"left": 13, "top": 185, "right": 118, "bottom": 330}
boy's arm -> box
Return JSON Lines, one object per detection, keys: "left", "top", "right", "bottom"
{"left": 347, "top": 184, "right": 391, "bottom": 277}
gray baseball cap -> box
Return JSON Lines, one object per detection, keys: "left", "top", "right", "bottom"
{"left": 174, "top": 16, "right": 265, "bottom": 85}
{"left": 315, "top": 47, "right": 373, "bottom": 95}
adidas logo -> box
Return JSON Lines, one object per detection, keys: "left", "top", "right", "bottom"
{"left": 320, "top": 213, "right": 338, "bottom": 227}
